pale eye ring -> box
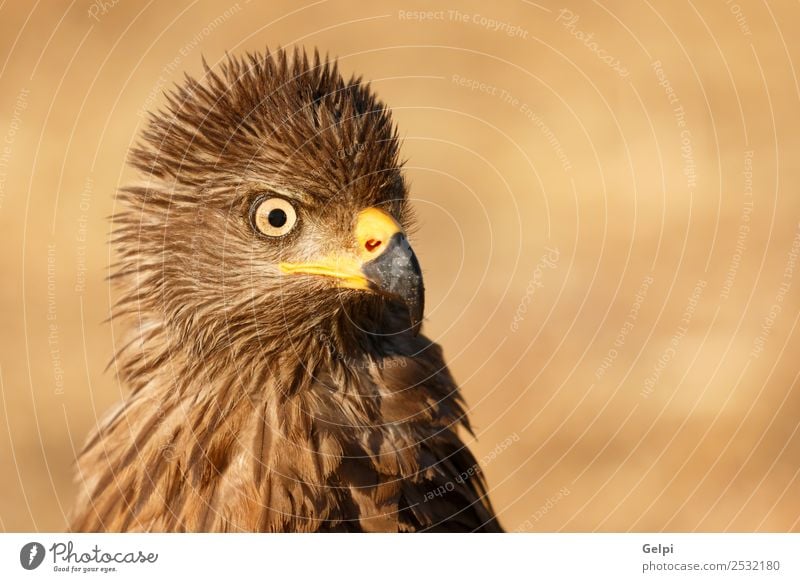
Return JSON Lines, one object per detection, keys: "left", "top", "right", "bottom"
{"left": 252, "top": 197, "right": 297, "bottom": 237}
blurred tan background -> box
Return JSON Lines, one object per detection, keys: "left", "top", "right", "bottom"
{"left": 1, "top": 0, "right": 799, "bottom": 532}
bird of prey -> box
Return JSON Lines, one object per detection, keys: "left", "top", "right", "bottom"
{"left": 70, "top": 48, "right": 503, "bottom": 532}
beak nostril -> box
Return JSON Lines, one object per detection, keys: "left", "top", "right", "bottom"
{"left": 365, "top": 239, "right": 382, "bottom": 253}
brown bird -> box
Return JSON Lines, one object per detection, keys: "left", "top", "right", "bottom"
{"left": 70, "top": 48, "right": 503, "bottom": 532}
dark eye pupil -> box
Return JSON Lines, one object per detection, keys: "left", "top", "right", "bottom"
{"left": 267, "top": 208, "right": 287, "bottom": 228}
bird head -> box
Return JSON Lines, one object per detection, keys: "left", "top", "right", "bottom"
{"left": 119, "top": 49, "right": 424, "bottom": 356}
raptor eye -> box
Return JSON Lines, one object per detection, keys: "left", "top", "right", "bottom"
{"left": 252, "top": 197, "right": 297, "bottom": 237}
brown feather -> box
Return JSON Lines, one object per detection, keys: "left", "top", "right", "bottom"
{"left": 70, "top": 48, "right": 502, "bottom": 533}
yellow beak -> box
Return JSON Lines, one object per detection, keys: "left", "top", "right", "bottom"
{"left": 279, "top": 207, "right": 425, "bottom": 332}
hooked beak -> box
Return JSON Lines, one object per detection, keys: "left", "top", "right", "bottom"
{"left": 279, "top": 208, "right": 425, "bottom": 334}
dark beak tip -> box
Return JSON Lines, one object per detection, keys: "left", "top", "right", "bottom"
{"left": 409, "top": 299, "right": 424, "bottom": 336}
{"left": 362, "top": 233, "right": 425, "bottom": 335}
